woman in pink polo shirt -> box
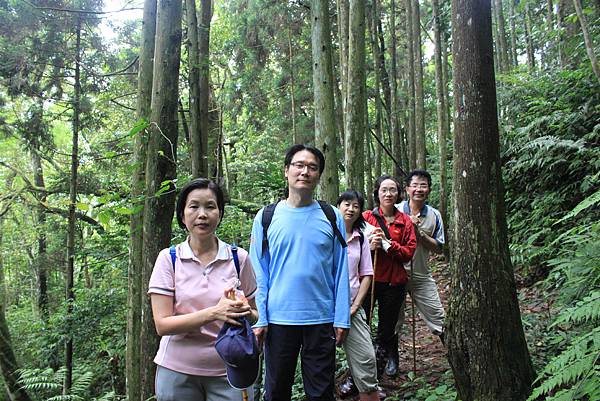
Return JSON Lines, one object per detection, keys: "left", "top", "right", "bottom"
{"left": 337, "top": 190, "right": 380, "bottom": 401}
{"left": 148, "top": 178, "right": 258, "bottom": 401}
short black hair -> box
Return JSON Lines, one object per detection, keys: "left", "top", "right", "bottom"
{"left": 176, "top": 178, "right": 225, "bottom": 230}
{"left": 372, "top": 174, "right": 402, "bottom": 206}
{"left": 405, "top": 169, "right": 432, "bottom": 187}
{"left": 284, "top": 144, "right": 325, "bottom": 175}
{"left": 336, "top": 190, "right": 366, "bottom": 232}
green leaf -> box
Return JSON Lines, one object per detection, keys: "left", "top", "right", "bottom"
{"left": 76, "top": 202, "right": 89, "bottom": 211}
{"left": 127, "top": 118, "right": 149, "bottom": 137}
{"left": 556, "top": 188, "right": 600, "bottom": 224}
{"left": 97, "top": 210, "right": 111, "bottom": 226}
{"left": 425, "top": 395, "right": 438, "bottom": 401}
{"left": 435, "top": 384, "right": 448, "bottom": 395}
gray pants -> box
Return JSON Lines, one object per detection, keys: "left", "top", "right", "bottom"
{"left": 395, "top": 272, "right": 445, "bottom": 335}
{"left": 342, "top": 308, "right": 378, "bottom": 393}
{"left": 156, "top": 365, "right": 254, "bottom": 401}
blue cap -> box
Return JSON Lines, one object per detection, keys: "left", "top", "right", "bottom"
{"left": 215, "top": 318, "right": 260, "bottom": 389}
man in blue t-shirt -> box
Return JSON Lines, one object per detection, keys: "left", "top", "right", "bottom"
{"left": 250, "top": 144, "right": 350, "bottom": 401}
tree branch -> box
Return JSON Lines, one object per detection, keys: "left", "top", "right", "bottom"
{"left": 369, "top": 128, "right": 406, "bottom": 177}
{"left": 23, "top": 0, "right": 142, "bottom": 15}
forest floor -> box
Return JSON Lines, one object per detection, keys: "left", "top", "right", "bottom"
{"left": 336, "top": 255, "right": 548, "bottom": 400}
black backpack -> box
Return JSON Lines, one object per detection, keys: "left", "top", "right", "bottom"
{"left": 261, "top": 200, "right": 347, "bottom": 257}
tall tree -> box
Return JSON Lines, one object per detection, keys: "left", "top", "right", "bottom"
{"left": 412, "top": 0, "right": 426, "bottom": 169}
{"left": 368, "top": 0, "right": 383, "bottom": 179}
{"left": 337, "top": 0, "right": 350, "bottom": 137}
{"left": 389, "top": 0, "right": 404, "bottom": 177}
{"left": 127, "top": 0, "right": 156, "bottom": 400}
{"left": 311, "top": 0, "right": 339, "bottom": 202}
{"left": 345, "top": 0, "right": 366, "bottom": 192}
{"left": 525, "top": 3, "right": 536, "bottom": 71}
{"left": 508, "top": 0, "right": 518, "bottom": 67}
{"left": 405, "top": 0, "right": 416, "bottom": 169}
{"left": 493, "top": 0, "right": 510, "bottom": 71}
{"left": 432, "top": 0, "right": 448, "bottom": 236}
{"left": 572, "top": 0, "right": 600, "bottom": 82}
{"left": 198, "top": 0, "right": 212, "bottom": 176}
{"left": 186, "top": 0, "right": 203, "bottom": 177}
{"left": 140, "top": 0, "right": 182, "bottom": 399}
{"left": 64, "top": 14, "right": 82, "bottom": 395}
{"left": 447, "top": 0, "right": 535, "bottom": 399}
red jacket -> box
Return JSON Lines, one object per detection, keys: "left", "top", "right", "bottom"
{"left": 363, "top": 207, "right": 417, "bottom": 285}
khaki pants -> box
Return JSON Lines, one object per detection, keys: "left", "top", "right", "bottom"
{"left": 395, "top": 272, "right": 445, "bottom": 335}
{"left": 343, "top": 308, "right": 378, "bottom": 393}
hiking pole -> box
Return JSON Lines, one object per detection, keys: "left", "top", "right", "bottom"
{"left": 410, "top": 260, "right": 417, "bottom": 377}
{"left": 369, "top": 250, "right": 378, "bottom": 326}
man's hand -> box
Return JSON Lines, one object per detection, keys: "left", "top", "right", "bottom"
{"left": 253, "top": 326, "right": 268, "bottom": 349}
{"left": 335, "top": 328, "right": 348, "bottom": 346}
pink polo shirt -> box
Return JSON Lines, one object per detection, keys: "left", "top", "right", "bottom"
{"left": 148, "top": 238, "right": 257, "bottom": 377}
{"left": 347, "top": 229, "right": 373, "bottom": 302}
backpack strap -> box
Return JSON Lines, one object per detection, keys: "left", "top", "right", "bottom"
{"left": 372, "top": 208, "right": 392, "bottom": 240}
{"left": 261, "top": 203, "right": 278, "bottom": 257}
{"left": 169, "top": 245, "right": 177, "bottom": 271}
{"left": 318, "top": 200, "right": 347, "bottom": 248}
{"left": 231, "top": 245, "right": 241, "bottom": 277}
{"left": 358, "top": 230, "right": 364, "bottom": 264}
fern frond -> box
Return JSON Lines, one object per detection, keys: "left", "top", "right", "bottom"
{"left": 556, "top": 187, "right": 600, "bottom": 224}
{"left": 551, "top": 290, "right": 600, "bottom": 327}
{"left": 528, "top": 326, "right": 600, "bottom": 400}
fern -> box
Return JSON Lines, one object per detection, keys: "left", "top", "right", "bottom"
{"left": 551, "top": 290, "right": 600, "bottom": 327}
{"left": 18, "top": 366, "right": 95, "bottom": 400}
{"left": 556, "top": 187, "right": 600, "bottom": 224}
{"left": 528, "top": 326, "right": 600, "bottom": 400}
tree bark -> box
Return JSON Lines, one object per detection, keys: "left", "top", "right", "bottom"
{"left": 186, "top": 0, "right": 203, "bottom": 177}
{"left": 287, "top": 19, "right": 297, "bottom": 144}
{"left": 311, "top": 0, "right": 340, "bottom": 203}
{"left": 493, "top": 0, "right": 510, "bottom": 71}
{"left": 544, "top": 0, "right": 554, "bottom": 68}
{"left": 141, "top": 0, "right": 182, "bottom": 399}
{"left": 368, "top": 0, "right": 383, "bottom": 179}
{"left": 198, "top": 0, "right": 212, "bottom": 176}
{"left": 64, "top": 15, "right": 81, "bottom": 395}
{"left": 345, "top": 0, "right": 366, "bottom": 192}
{"left": 127, "top": 0, "right": 156, "bottom": 400}
{"left": 508, "top": 0, "right": 518, "bottom": 67}
{"left": 447, "top": 0, "right": 536, "bottom": 399}
{"left": 405, "top": 0, "right": 416, "bottom": 169}
{"left": 525, "top": 3, "right": 536, "bottom": 71}
{"left": 337, "top": 0, "right": 349, "bottom": 140}
{"left": 572, "top": 0, "right": 600, "bottom": 82}
{"left": 412, "top": 0, "right": 426, "bottom": 169}
{"left": 432, "top": 0, "right": 448, "bottom": 237}
{"left": 389, "top": 0, "right": 403, "bottom": 178}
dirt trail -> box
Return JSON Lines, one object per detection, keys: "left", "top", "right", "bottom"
{"left": 337, "top": 256, "right": 451, "bottom": 400}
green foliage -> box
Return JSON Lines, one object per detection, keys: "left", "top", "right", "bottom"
{"left": 18, "top": 366, "right": 99, "bottom": 401}
{"left": 499, "top": 68, "right": 600, "bottom": 273}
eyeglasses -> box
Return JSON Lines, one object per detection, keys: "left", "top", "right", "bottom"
{"left": 290, "top": 162, "right": 319, "bottom": 173}
{"left": 379, "top": 187, "right": 398, "bottom": 195}
{"left": 409, "top": 184, "right": 429, "bottom": 189}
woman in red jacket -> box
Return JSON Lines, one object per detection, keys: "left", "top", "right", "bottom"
{"left": 363, "top": 175, "right": 417, "bottom": 378}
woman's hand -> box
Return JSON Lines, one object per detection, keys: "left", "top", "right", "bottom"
{"left": 369, "top": 229, "right": 383, "bottom": 250}
{"left": 211, "top": 288, "right": 252, "bottom": 326}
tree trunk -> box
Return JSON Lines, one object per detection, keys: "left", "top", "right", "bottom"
{"left": 544, "top": 0, "right": 554, "bottom": 68}
{"left": 198, "top": 0, "right": 212, "bottom": 176}
{"left": 30, "top": 105, "right": 48, "bottom": 320}
{"left": 64, "top": 15, "right": 81, "bottom": 395}
{"left": 127, "top": 1, "right": 156, "bottom": 400}
{"left": 405, "top": 0, "right": 416, "bottom": 169}
{"left": 337, "top": 0, "right": 349, "bottom": 140}
{"left": 375, "top": 7, "right": 392, "bottom": 148}
{"left": 508, "top": 0, "right": 518, "bottom": 67}
{"left": 368, "top": 0, "right": 383, "bottom": 179}
{"left": 287, "top": 20, "right": 297, "bottom": 144}
{"left": 141, "top": 0, "right": 182, "bottom": 399}
{"left": 186, "top": 0, "right": 203, "bottom": 178}
{"left": 345, "top": 0, "right": 366, "bottom": 192}
{"left": 0, "top": 188, "right": 34, "bottom": 401}
{"left": 525, "top": 3, "right": 536, "bottom": 71}
{"left": 389, "top": 0, "right": 403, "bottom": 178}
{"left": 432, "top": 0, "right": 448, "bottom": 238}
{"left": 493, "top": 0, "right": 510, "bottom": 71}
{"left": 572, "top": 0, "right": 600, "bottom": 82}
{"left": 311, "top": 0, "right": 340, "bottom": 203}
{"left": 413, "top": 0, "right": 426, "bottom": 169}
{"left": 448, "top": 0, "right": 536, "bottom": 399}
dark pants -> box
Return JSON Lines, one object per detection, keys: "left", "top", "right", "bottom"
{"left": 264, "top": 323, "right": 336, "bottom": 401}
{"left": 363, "top": 282, "right": 407, "bottom": 360}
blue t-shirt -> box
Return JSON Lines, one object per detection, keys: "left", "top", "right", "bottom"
{"left": 249, "top": 200, "right": 350, "bottom": 328}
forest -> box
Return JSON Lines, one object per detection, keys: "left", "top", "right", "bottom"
{"left": 0, "top": 0, "right": 599, "bottom": 400}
